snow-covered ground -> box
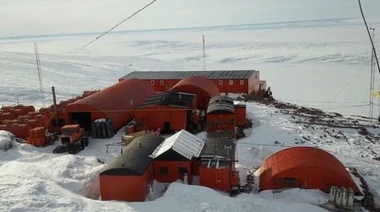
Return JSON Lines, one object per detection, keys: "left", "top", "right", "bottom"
{"left": 1, "top": 18, "right": 380, "bottom": 117}
{"left": 1, "top": 100, "right": 379, "bottom": 211}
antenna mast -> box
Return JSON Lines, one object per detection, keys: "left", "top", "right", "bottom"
{"left": 202, "top": 34, "right": 206, "bottom": 71}
{"left": 34, "top": 42, "right": 45, "bottom": 106}
{"left": 369, "top": 28, "right": 375, "bottom": 120}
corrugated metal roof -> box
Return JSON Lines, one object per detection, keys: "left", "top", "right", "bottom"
{"left": 120, "top": 70, "right": 256, "bottom": 80}
{"left": 151, "top": 130, "right": 205, "bottom": 160}
{"left": 100, "top": 135, "right": 164, "bottom": 176}
{"left": 258, "top": 146, "right": 360, "bottom": 192}
{"left": 170, "top": 76, "right": 220, "bottom": 99}
{"left": 64, "top": 79, "right": 155, "bottom": 130}
{"left": 138, "top": 91, "right": 196, "bottom": 109}
{"left": 201, "top": 136, "right": 236, "bottom": 160}
{"left": 207, "top": 95, "right": 235, "bottom": 114}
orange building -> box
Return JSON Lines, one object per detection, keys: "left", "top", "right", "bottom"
{"left": 199, "top": 136, "right": 239, "bottom": 193}
{"left": 206, "top": 96, "right": 235, "bottom": 132}
{"left": 99, "top": 135, "right": 164, "bottom": 202}
{"left": 169, "top": 76, "right": 220, "bottom": 109}
{"left": 257, "top": 147, "right": 361, "bottom": 193}
{"left": 234, "top": 104, "right": 247, "bottom": 126}
{"left": 132, "top": 91, "right": 196, "bottom": 133}
{"left": 151, "top": 130, "right": 205, "bottom": 184}
{"left": 62, "top": 79, "right": 155, "bottom": 131}
{"left": 119, "top": 70, "right": 260, "bottom": 95}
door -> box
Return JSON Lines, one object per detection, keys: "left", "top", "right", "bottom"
{"left": 163, "top": 121, "right": 171, "bottom": 134}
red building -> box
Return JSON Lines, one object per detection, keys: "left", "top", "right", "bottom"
{"left": 257, "top": 147, "right": 361, "bottom": 193}
{"left": 151, "top": 130, "right": 205, "bottom": 184}
{"left": 206, "top": 96, "right": 235, "bottom": 132}
{"left": 199, "top": 136, "right": 239, "bottom": 193}
{"left": 62, "top": 79, "right": 155, "bottom": 131}
{"left": 132, "top": 91, "right": 196, "bottom": 133}
{"left": 119, "top": 70, "right": 260, "bottom": 95}
{"left": 99, "top": 135, "right": 164, "bottom": 202}
{"left": 170, "top": 76, "right": 220, "bottom": 109}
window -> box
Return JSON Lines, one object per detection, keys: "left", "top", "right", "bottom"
{"left": 150, "top": 80, "right": 155, "bottom": 85}
{"left": 159, "top": 167, "right": 168, "bottom": 175}
{"left": 218, "top": 80, "right": 223, "bottom": 85}
{"left": 160, "top": 80, "right": 164, "bottom": 85}
{"left": 240, "top": 80, "right": 244, "bottom": 85}
{"left": 178, "top": 167, "right": 188, "bottom": 176}
{"left": 229, "top": 80, "right": 233, "bottom": 85}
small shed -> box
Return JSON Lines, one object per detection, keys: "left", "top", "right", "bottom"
{"left": 99, "top": 135, "right": 164, "bottom": 202}
{"left": 151, "top": 130, "right": 205, "bottom": 184}
{"left": 206, "top": 96, "right": 235, "bottom": 132}
{"left": 133, "top": 91, "right": 196, "bottom": 133}
{"left": 234, "top": 103, "right": 246, "bottom": 126}
{"left": 257, "top": 146, "right": 361, "bottom": 193}
{"left": 199, "top": 136, "right": 239, "bottom": 192}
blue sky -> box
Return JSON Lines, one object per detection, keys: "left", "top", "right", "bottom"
{"left": 1, "top": 0, "right": 380, "bottom": 36}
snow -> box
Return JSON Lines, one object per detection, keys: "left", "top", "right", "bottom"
{"left": 0, "top": 130, "right": 16, "bottom": 150}
{"left": 1, "top": 18, "right": 380, "bottom": 211}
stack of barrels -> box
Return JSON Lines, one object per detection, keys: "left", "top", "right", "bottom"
{"left": 91, "top": 119, "right": 114, "bottom": 139}
{"left": 26, "top": 127, "right": 47, "bottom": 147}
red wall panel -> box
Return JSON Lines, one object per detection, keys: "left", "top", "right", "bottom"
{"left": 100, "top": 164, "right": 154, "bottom": 202}
{"left": 199, "top": 167, "right": 232, "bottom": 192}
{"left": 153, "top": 161, "right": 192, "bottom": 183}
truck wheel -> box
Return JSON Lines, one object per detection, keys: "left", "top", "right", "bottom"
{"left": 85, "top": 137, "right": 89, "bottom": 146}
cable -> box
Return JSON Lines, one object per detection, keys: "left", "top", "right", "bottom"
{"left": 69, "top": 0, "right": 158, "bottom": 60}
{"left": 358, "top": 0, "right": 380, "bottom": 75}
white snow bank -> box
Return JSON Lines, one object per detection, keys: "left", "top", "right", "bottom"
{"left": 0, "top": 154, "right": 107, "bottom": 211}
{"left": 259, "top": 188, "right": 328, "bottom": 206}
{"left": 0, "top": 130, "right": 16, "bottom": 150}
{"left": 131, "top": 182, "right": 328, "bottom": 212}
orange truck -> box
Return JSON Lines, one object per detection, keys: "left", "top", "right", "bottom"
{"left": 60, "top": 124, "right": 86, "bottom": 144}
{"left": 53, "top": 124, "right": 89, "bottom": 154}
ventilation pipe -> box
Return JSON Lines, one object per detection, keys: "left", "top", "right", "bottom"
{"left": 183, "top": 173, "right": 188, "bottom": 184}
{"left": 121, "top": 148, "right": 125, "bottom": 167}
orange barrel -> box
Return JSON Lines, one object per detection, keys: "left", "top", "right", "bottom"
{"left": 1, "top": 112, "right": 11, "bottom": 120}
{"left": 27, "top": 119, "right": 39, "bottom": 129}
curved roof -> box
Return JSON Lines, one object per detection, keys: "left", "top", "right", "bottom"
{"left": 258, "top": 147, "right": 360, "bottom": 192}
{"left": 64, "top": 79, "right": 155, "bottom": 130}
{"left": 170, "top": 76, "right": 219, "bottom": 98}
{"left": 209, "top": 96, "right": 234, "bottom": 105}
{"left": 207, "top": 95, "right": 235, "bottom": 114}
{"left": 100, "top": 135, "right": 164, "bottom": 176}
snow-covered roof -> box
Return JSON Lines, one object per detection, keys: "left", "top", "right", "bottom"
{"left": 151, "top": 130, "right": 205, "bottom": 160}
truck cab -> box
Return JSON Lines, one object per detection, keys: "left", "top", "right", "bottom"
{"left": 61, "top": 124, "right": 85, "bottom": 144}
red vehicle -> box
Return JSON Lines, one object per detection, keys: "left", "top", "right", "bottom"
{"left": 53, "top": 124, "right": 89, "bottom": 154}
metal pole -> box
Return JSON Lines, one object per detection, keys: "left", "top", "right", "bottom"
{"left": 52, "top": 86, "right": 59, "bottom": 126}
{"left": 369, "top": 28, "right": 375, "bottom": 120}
{"left": 203, "top": 34, "right": 206, "bottom": 71}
